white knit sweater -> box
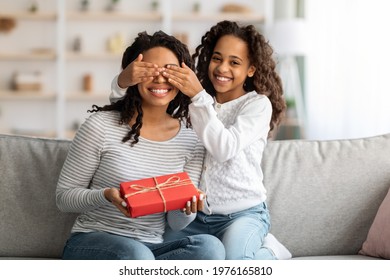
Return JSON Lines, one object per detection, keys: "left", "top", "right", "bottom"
{"left": 189, "top": 90, "right": 272, "bottom": 215}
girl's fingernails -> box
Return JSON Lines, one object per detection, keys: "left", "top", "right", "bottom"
{"left": 191, "top": 196, "right": 197, "bottom": 213}
{"left": 186, "top": 201, "right": 192, "bottom": 215}
{"left": 121, "top": 201, "right": 127, "bottom": 207}
{"left": 197, "top": 195, "right": 204, "bottom": 211}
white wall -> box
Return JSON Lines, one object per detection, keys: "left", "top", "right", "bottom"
{"left": 305, "top": 0, "right": 390, "bottom": 140}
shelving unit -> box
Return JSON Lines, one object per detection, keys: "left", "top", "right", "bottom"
{"left": 66, "top": 11, "right": 162, "bottom": 21}
{"left": 0, "top": 0, "right": 271, "bottom": 139}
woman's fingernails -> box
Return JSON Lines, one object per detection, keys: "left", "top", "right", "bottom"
{"left": 121, "top": 201, "right": 127, "bottom": 207}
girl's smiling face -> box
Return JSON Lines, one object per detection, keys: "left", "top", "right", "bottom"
{"left": 138, "top": 47, "right": 179, "bottom": 108}
{"left": 208, "top": 35, "right": 256, "bottom": 103}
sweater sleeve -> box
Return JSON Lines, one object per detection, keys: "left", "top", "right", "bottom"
{"left": 166, "top": 134, "right": 204, "bottom": 231}
{"left": 189, "top": 90, "right": 272, "bottom": 162}
{"left": 56, "top": 113, "right": 110, "bottom": 213}
{"left": 167, "top": 210, "right": 196, "bottom": 231}
{"left": 109, "top": 75, "right": 127, "bottom": 104}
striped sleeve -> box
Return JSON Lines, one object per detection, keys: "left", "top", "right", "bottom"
{"left": 56, "top": 113, "right": 110, "bottom": 212}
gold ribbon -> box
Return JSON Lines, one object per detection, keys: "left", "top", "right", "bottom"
{"left": 124, "top": 176, "right": 193, "bottom": 213}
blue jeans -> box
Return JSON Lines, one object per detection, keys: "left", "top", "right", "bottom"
{"left": 62, "top": 231, "right": 225, "bottom": 260}
{"left": 164, "top": 203, "right": 275, "bottom": 260}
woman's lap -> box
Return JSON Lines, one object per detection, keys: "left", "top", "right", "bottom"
{"left": 62, "top": 231, "right": 225, "bottom": 260}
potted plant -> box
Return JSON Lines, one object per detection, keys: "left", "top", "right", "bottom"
{"left": 28, "top": 1, "right": 38, "bottom": 13}
{"left": 80, "top": 0, "right": 90, "bottom": 12}
{"left": 106, "top": 0, "right": 121, "bottom": 12}
{"left": 151, "top": 1, "right": 159, "bottom": 11}
{"left": 285, "top": 97, "right": 296, "bottom": 118}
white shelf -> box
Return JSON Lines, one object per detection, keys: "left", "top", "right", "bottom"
{"left": 0, "top": 12, "right": 57, "bottom": 20}
{"left": 0, "top": 51, "right": 56, "bottom": 60}
{"left": 66, "top": 52, "right": 121, "bottom": 60}
{"left": 172, "top": 12, "right": 264, "bottom": 23}
{"left": 66, "top": 91, "right": 109, "bottom": 101}
{"left": 66, "top": 11, "right": 162, "bottom": 21}
{"left": 0, "top": 90, "right": 56, "bottom": 101}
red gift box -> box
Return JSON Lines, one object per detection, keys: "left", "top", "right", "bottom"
{"left": 120, "top": 172, "right": 200, "bottom": 218}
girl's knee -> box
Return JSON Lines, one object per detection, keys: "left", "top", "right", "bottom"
{"left": 190, "top": 234, "right": 225, "bottom": 260}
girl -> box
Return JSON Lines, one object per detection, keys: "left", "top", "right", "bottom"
{"left": 56, "top": 31, "right": 225, "bottom": 260}
{"left": 161, "top": 20, "right": 287, "bottom": 260}
{"left": 110, "top": 21, "right": 290, "bottom": 260}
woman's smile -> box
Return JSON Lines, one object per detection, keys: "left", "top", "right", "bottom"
{"left": 148, "top": 86, "right": 172, "bottom": 98}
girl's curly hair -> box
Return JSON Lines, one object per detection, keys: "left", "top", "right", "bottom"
{"left": 88, "top": 31, "right": 194, "bottom": 146}
{"left": 192, "top": 20, "right": 286, "bottom": 135}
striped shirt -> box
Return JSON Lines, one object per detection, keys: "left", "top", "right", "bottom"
{"left": 56, "top": 111, "right": 204, "bottom": 244}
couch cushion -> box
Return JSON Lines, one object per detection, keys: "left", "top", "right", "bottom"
{"left": 0, "top": 134, "right": 77, "bottom": 259}
{"left": 262, "top": 133, "right": 390, "bottom": 258}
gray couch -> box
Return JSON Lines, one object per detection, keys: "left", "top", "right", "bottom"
{"left": 1, "top": 133, "right": 389, "bottom": 259}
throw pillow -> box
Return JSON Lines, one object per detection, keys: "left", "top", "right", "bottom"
{"left": 359, "top": 186, "right": 390, "bottom": 259}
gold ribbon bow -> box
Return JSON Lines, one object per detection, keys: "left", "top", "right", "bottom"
{"left": 124, "top": 176, "right": 193, "bottom": 213}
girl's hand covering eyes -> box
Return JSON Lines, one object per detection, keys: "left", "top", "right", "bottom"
{"left": 162, "top": 63, "right": 204, "bottom": 98}
{"left": 117, "top": 53, "right": 161, "bottom": 88}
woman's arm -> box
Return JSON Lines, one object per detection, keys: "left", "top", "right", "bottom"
{"left": 56, "top": 113, "right": 110, "bottom": 213}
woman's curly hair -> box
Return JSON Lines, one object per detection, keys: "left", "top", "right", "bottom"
{"left": 192, "top": 20, "right": 286, "bottom": 135}
{"left": 89, "top": 31, "right": 194, "bottom": 146}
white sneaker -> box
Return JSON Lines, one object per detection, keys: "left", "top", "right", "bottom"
{"left": 263, "top": 233, "right": 292, "bottom": 260}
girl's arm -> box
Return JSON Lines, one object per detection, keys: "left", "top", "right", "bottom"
{"left": 189, "top": 91, "right": 272, "bottom": 162}
{"left": 56, "top": 113, "right": 110, "bottom": 213}
{"left": 110, "top": 54, "right": 160, "bottom": 103}
{"left": 110, "top": 75, "right": 127, "bottom": 103}
{"left": 167, "top": 138, "right": 205, "bottom": 230}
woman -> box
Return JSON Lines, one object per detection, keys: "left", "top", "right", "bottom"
{"left": 56, "top": 31, "right": 225, "bottom": 260}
